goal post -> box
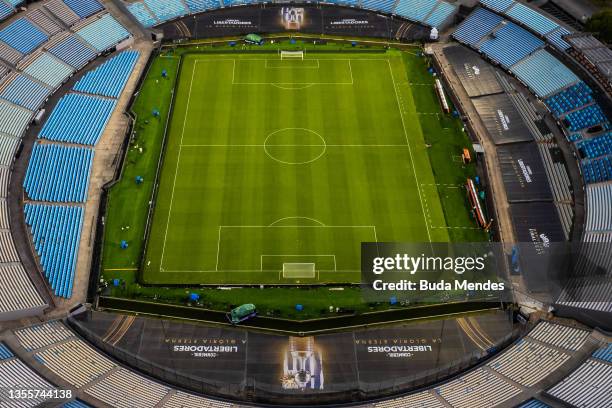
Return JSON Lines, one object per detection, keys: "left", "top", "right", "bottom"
{"left": 282, "top": 263, "right": 315, "bottom": 278}
{"left": 280, "top": 50, "right": 304, "bottom": 60}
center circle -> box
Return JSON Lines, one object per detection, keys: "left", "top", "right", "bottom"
{"left": 264, "top": 128, "right": 326, "bottom": 165}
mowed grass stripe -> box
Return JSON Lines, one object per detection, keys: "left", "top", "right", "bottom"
{"left": 143, "top": 53, "right": 447, "bottom": 284}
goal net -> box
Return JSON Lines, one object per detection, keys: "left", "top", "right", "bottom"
{"left": 280, "top": 50, "right": 304, "bottom": 60}
{"left": 282, "top": 263, "right": 315, "bottom": 278}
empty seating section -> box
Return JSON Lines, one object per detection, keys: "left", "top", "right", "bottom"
{"left": 4, "top": 0, "right": 24, "bottom": 6}
{"left": 425, "top": 2, "right": 457, "bottom": 28}
{"left": 518, "top": 400, "right": 551, "bottom": 408}
{"left": 372, "top": 391, "right": 443, "bottom": 408}
{"left": 453, "top": 8, "right": 503, "bottom": 46}
{"left": 63, "top": 401, "right": 94, "bottom": 408}
{"left": 395, "top": 0, "right": 438, "bottom": 24}
{"left": 0, "top": 2, "right": 15, "bottom": 22}
{"left": 144, "top": 0, "right": 188, "bottom": 22}
{"left": 545, "top": 26, "right": 571, "bottom": 50}
{"left": 545, "top": 82, "right": 593, "bottom": 117}
{"left": 360, "top": 0, "right": 396, "bottom": 14}
{"left": 479, "top": 22, "right": 544, "bottom": 68}
{"left": 0, "top": 133, "right": 18, "bottom": 166}
{"left": 479, "top": 0, "right": 514, "bottom": 13}
{"left": 585, "top": 183, "right": 612, "bottom": 231}
{"left": 77, "top": 14, "right": 131, "bottom": 53}
{"left": 0, "top": 99, "right": 33, "bottom": 138}
{"left": 39, "top": 93, "right": 116, "bottom": 145}
{"left": 527, "top": 321, "right": 590, "bottom": 351}
{"left": 0, "top": 358, "right": 55, "bottom": 407}
{"left": 505, "top": 2, "right": 558, "bottom": 35}
{"left": 0, "top": 230, "right": 18, "bottom": 262}
{"left": 36, "top": 338, "right": 116, "bottom": 387}
{"left": 23, "top": 53, "right": 74, "bottom": 89}
{"left": 86, "top": 368, "right": 171, "bottom": 407}
{"left": 24, "top": 143, "right": 94, "bottom": 203}
{"left": 45, "top": 0, "right": 81, "bottom": 26}
{"left": 28, "top": 9, "right": 63, "bottom": 36}
{"left": 0, "top": 18, "right": 48, "bottom": 54}
{"left": 577, "top": 132, "right": 612, "bottom": 159}
{"left": 437, "top": 367, "right": 522, "bottom": 408}
{"left": 74, "top": 50, "right": 140, "bottom": 98}
{"left": 581, "top": 156, "right": 612, "bottom": 184}
{"left": 24, "top": 204, "right": 84, "bottom": 298}
{"left": 511, "top": 50, "right": 579, "bottom": 97}
{"left": 592, "top": 343, "right": 612, "bottom": 363}
{"left": 63, "top": 0, "right": 104, "bottom": 19}
{"left": 49, "top": 35, "right": 97, "bottom": 69}
{"left": 564, "top": 104, "right": 610, "bottom": 132}
{"left": 0, "top": 342, "right": 12, "bottom": 359}
{"left": 0, "top": 263, "right": 46, "bottom": 315}
{"left": 0, "top": 39, "right": 21, "bottom": 64}
{"left": 15, "top": 320, "right": 74, "bottom": 351}
{"left": 547, "top": 358, "right": 612, "bottom": 408}
{"left": 127, "top": 2, "right": 158, "bottom": 28}
{"left": 1, "top": 75, "right": 50, "bottom": 111}
{"left": 185, "top": 0, "right": 223, "bottom": 13}
{"left": 487, "top": 338, "right": 569, "bottom": 386}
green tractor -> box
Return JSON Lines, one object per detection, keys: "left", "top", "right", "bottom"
{"left": 227, "top": 304, "right": 257, "bottom": 324}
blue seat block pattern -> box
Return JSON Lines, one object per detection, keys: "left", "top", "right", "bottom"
{"left": 127, "top": 2, "right": 158, "bottom": 27}
{"left": 545, "top": 82, "right": 594, "bottom": 117}
{"left": 510, "top": 49, "right": 579, "bottom": 97}
{"left": 581, "top": 156, "right": 612, "bottom": 184}
{"left": 185, "top": 0, "right": 224, "bottom": 12}
{"left": 143, "top": 0, "right": 188, "bottom": 21}
{"left": 77, "top": 14, "right": 130, "bottom": 53}
{"left": 479, "top": 0, "right": 514, "bottom": 13}
{"left": 592, "top": 343, "right": 612, "bottom": 363}
{"left": 0, "top": 75, "right": 50, "bottom": 111}
{"left": 0, "top": 2, "right": 15, "bottom": 22}
{"left": 360, "top": 0, "right": 396, "bottom": 14}
{"left": 505, "top": 2, "right": 558, "bottom": 35}
{"left": 39, "top": 93, "right": 116, "bottom": 145}
{"left": 564, "top": 104, "right": 609, "bottom": 132}
{"left": 453, "top": 8, "right": 503, "bottom": 46}
{"left": 24, "top": 143, "right": 94, "bottom": 203}
{"left": 395, "top": 0, "right": 438, "bottom": 23}
{"left": 62, "top": 401, "right": 94, "bottom": 408}
{"left": 425, "top": 2, "right": 457, "bottom": 28}
{"left": 0, "top": 18, "right": 49, "bottom": 54}
{"left": 577, "top": 132, "right": 612, "bottom": 159}
{"left": 517, "top": 400, "right": 551, "bottom": 408}
{"left": 0, "top": 343, "right": 13, "bottom": 360}
{"left": 48, "top": 35, "right": 97, "bottom": 69}
{"left": 479, "top": 21, "right": 544, "bottom": 68}
{"left": 24, "top": 203, "right": 84, "bottom": 299}
{"left": 63, "top": 0, "right": 104, "bottom": 18}
{"left": 74, "top": 50, "right": 140, "bottom": 98}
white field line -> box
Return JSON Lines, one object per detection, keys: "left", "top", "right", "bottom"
{"left": 159, "top": 59, "right": 198, "bottom": 270}
{"left": 387, "top": 59, "right": 432, "bottom": 243}
{"left": 180, "top": 144, "right": 409, "bottom": 147}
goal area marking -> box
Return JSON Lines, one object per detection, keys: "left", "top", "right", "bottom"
{"left": 283, "top": 263, "right": 315, "bottom": 278}
{"left": 279, "top": 50, "right": 304, "bottom": 59}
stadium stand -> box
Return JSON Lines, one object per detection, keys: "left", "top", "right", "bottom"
{"left": 453, "top": 8, "right": 504, "bottom": 46}
{"left": 39, "top": 93, "right": 117, "bottom": 145}
{"left": 45, "top": 0, "right": 81, "bottom": 26}
{"left": 24, "top": 204, "right": 85, "bottom": 298}
{"left": 0, "top": 342, "right": 12, "bottom": 359}
{"left": 15, "top": 320, "right": 74, "bottom": 351}
{"left": 143, "top": 0, "right": 189, "bottom": 22}
{"left": 517, "top": 400, "right": 551, "bottom": 408}
{"left": 479, "top": 21, "right": 544, "bottom": 68}
{"left": 24, "top": 143, "right": 94, "bottom": 203}
{"left": 0, "top": 133, "right": 19, "bottom": 166}
{"left": 358, "top": 0, "right": 397, "bottom": 14}
{"left": 184, "top": 0, "right": 224, "bottom": 13}
{"left": 22, "top": 52, "right": 74, "bottom": 89}
{"left": 592, "top": 343, "right": 612, "bottom": 363}
{"left": 581, "top": 156, "right": 612, "bottom": 184}
{"left": 27, "top": 9, "right": 63, "bottom": 36}
{"left": 48, "top": 34, "right": 98, "bottom": 69}
{"left": 76, "top": 13, "right": 131, "bottom": 53}
{"left": 584, "top": 182, "right": 612, "bottom": 232}
{"left": 0, "top": 99, "right": 33, "bottom": 138}
{"left": 545, "top": 26, "right": 572, "bottom": 51}
{"left": 577, "top": 132, "right": 612, "bottom": 159}
{"left": 505, "top": 2, "right": 559, "bottom": 36}
{"left": 544, "top": 82, "right": 594, "bottom": 118}
{"left": 526, "top": 320, "right": 590, "bottom": 351}
{"left": 0, "top": 263, "right": 46, "bottom": 319}
{"left": 0, "top": 74, "right": 51, "bottom": 111}
{"left": 479, "top": 0, "right": 514, "bottom": 13}
{"left": 0, "top": 355, "right": 55, "bottom": 407}
{"left": 86, "top": 368, "right": 172, "bottom": 407}
{"left": 127, "top": 2, "right": 158, "bottom": 28}
{"left": 425, "top": 2, "right": 457, "bottom": 28}
{"left": 564, "top": 104, "right": 610, "bottom": 132}
{"left": 73, "top": 50, "right": 140, "bottom": 98}
{"left": 0, "top": 2, "right": 15, "bottom": 23}
{"left": 510, "top": 50, "right": 579, "bottom": 98}
{"left": 0, "top": 18, "right": 49, "bottom": 54}
{"left": 547, "top": 358, "right": 612, "bottom": 408}
{"left": 63, "top": 0, "right": 104, "bottom": 19}
{"left": 0, "top": 38, "right": 22, "bottom": 64}
{"left": 394, "top": 0, "right": 438, "bottom": 25}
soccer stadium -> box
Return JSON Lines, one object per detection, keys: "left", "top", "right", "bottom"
{"left": 0, "top": 0, "right": 611, "bottom": 407}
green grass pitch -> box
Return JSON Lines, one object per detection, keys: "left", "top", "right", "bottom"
{"left": 137, "top": 50, "right": 475, "bottom": 285}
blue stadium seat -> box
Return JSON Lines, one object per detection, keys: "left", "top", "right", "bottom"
{"left": 592, "top": 343, "right": 612, "bottom": 363}
{"left": 360, "top": 0, "right": 396, "bottom": 14}
{"left": 577, "top": 132, "right": 612, "bottom": 159}
{"left": 24, "top": 143, "right": 94, "bottom": 203}
{"left": 0, "top": 18, "right": 48, "bottom": 54}
{"left": 73, "top": 50, "right": 140, "bottom": 98}
{"left": 394, "top": 0, "right": 438, "bottom": 24}
{"left": 48, "top": 35, "right": 97, "bottom": 69}
{"left": 39, "top": 93, "right": 117, "bottom": 145}
{"left": 479, "top": 0, "right": 515, "bottom": 13}
{"left": 453, "top": 8, "right": 503, "bottom": 46}
{"left": 425, "top": 2, "right": 457, "bottom": 28}
{"left": 63, "top": 0, "right": 104, "bottom": 19}
{"left": 510, "top": 49, "right": 579, "bottom": 97}
{"left": 143, "top": 0, "right": 188, "bottom": 22}
{"left": 479, "top": 21, "right": 544, "bottom": 68}
{"left": 0, "top": 75, "right": 51, "bottom": 111}
{"left": 24, "top": 203, "right": 84, "bottom": 299}
{"left": 127, "top": 2, "right": 158, "bottom": 27}
{"left": 184, "top": 0, "right": 224, "bottom": 13}
{"left": 581, "top": 155, "right": 612, "bottom": 184}
{"left": 564, "top": 104, "right": 609, "bottom": 132}
{"left": 505, "top": 2, "right": 558, "bottom": 35}
{"left": 545, "top": 82, "right": 594, "bottom": 117}
{"left": 77, "top": 14, "right": 130, "bottom": 53}
{"left": 0, "top": 2, "right": 15, "bottom": 22}
{"left": 0, "top": 343, "right": 13, "bottom": 360}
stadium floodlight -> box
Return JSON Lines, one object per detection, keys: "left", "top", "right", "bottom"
{"left": 283, "top": 263, "right": 315, "bottom": 278}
